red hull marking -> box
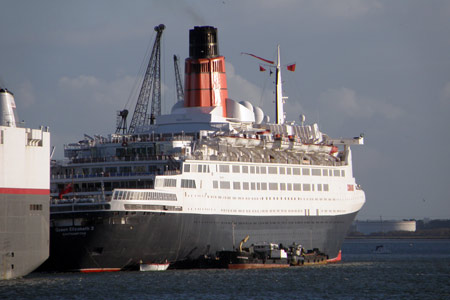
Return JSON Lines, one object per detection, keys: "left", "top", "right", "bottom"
{"left": 0, "top": 188, "right": 49, "bottom": 195}
{"left": 228, "top": 264, "right": 289, "bottom": 270}
{"left": 327, "top": 250, "right": 342, "bottom": 263}
{"left": 79, "top": 268, "right": 121, "bottom": 273}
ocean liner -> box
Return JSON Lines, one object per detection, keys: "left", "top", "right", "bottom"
{"left": 0, "top": 87, "right": 50, "bottom": 279}
{"left": 42, "top": 25, "right": 365, "bottom": 272}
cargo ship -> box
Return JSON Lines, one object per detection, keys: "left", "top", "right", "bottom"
{"left": 0, "top": 87, "right": 50, "bottom": 279}
{"left": 41, "top": 25, "right": 365, "bottom": 272}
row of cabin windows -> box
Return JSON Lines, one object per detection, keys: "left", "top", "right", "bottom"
{"left": 58, "top": 165, "right": 161, "bottom": 177}
{"left": 113, "top": 190, "right": 177, "bottom": 201}
{"left": 213, "top": 181, "right": 329, "bottom": 192}
{"left": 163, "top": 178, "right": 177, "bottom": 187}
{"left": 184, "top": 164, "right": 345, "bottom": 177}
{"left": 183, "top": 164, "right": 210, "bottom": 173}
{"left": 30, "top": 204, "right": 43, "bottom": 211}
{"left": 180, "top": 179, "right": 196, "bottom": 189}
{"left": 53, "top": 180, "right": 154, "bottom": 194}
{"left": 156, "top": 178, "right": 195, "bottom": 189}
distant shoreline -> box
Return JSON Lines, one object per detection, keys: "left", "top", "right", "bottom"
{"left": 346, "top": 235, "right": 450, "bottom": 240}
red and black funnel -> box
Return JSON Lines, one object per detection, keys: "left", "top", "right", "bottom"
{"left": 184, "top": 26, "right": 228, "bottom": 117}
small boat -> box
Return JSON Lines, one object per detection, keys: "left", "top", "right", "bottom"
{"left": 218, "top": 250, "right": 289, "bottom": 269}
{"left": 373, "top": 245, "right": 391, "bottom": 254}
{"left": 288, "top": 245, "right": 328, "bottom": 266}
{"left": 218, "top": 236, "right": 289, "bottom": 269}
{"left": 139, "top": 261, "right": 170, "bottom": 271}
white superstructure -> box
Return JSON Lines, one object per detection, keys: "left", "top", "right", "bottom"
{"left": 0, "top": 88, "right": 50, "bottom": 280}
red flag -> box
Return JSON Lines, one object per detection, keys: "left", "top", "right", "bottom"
{"left": 242, "top": 52, "right": 274, "bottom": 65}
{"left": 259, "top": 65, "right": 266, "bottom": 72}
{"left": 59, "top": 183, "right": 73, "bottom": 199}
{"left": 287, "top": 64, "right": 296, "bottom": 72}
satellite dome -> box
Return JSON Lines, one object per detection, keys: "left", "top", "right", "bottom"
{"left": 239, "top": 101, "right": 253, "bottom": 112}
{"left": 254, "top": 106, "right": 264, "bottom": 124}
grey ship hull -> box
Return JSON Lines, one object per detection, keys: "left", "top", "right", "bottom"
{"left": 0, "top": 194, "right": 49, "bottom": 279}
{"left": 40, "top": 211, "right": 356, "bottom": 271}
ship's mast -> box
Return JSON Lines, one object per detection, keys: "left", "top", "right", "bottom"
{"left": 275, "top": 45, "right": 287, "bottom": 125}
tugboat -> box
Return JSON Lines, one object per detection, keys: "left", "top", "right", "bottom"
{"left": 217, "top": 236, "right": 329, "bottom": 269}
{"left": 218, "top": 236, "right": 289, "bottom": 269}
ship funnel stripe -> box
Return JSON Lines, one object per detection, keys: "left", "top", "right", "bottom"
{"left": 0, "top": 188, "right": 50, "bottom": 195}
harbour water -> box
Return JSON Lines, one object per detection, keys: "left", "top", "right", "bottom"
{"left": 1, "top": 239, "right": 449, "bottom": 299}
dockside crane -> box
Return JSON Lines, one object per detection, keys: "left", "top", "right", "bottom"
{"left": 127, "top": 24, "right": 165, "bottom": 134}
{"left": 173, "top": 55, "right": 184, "bottom": 103}
{"left": 115, "top": 109, "right": 128, "bottom": 134}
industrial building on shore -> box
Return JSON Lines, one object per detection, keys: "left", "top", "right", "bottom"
{"left": 350, "top": 220, "right": 417, "bottom": 235}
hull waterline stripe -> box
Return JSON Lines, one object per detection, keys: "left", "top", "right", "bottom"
{"left": 327, "top": 250, "right": 342, "bottom": 263}
{"left": 79, "top": 268, "right": 121, "bottom": 273}
{"left": 0, "top": 188, "right": 50, "bottom": 195}
{"left": 228, "top": 264, "right": 290, "bottom": 270}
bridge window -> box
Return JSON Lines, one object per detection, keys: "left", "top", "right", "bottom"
{"left": 312, "top": 169, "right": 321, "bottom": 176}
{"left": 220, "top": 181, "right": 230, "bottom": 189}
{"left": 219, "top": 165, "right": 230, "bottom": 173}
{"left": 233, "top": 182, "right": 241, "bottom": 190}
{"left": 268, "top": 167, "right": 277, "bottom": 174}
{"left": 181, "top": 179, "right": 196, "bottom": 188}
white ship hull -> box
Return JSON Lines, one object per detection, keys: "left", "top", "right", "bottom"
{"left": 0, "top": 90, "right": 50, "bottom": 279}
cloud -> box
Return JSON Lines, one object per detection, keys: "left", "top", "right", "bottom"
{"left": 15, "top": 81, "right": 36, "bottom": 109}
{"left": 311, "top": 0, "right": 383, "bottom": 18}
{"left": 58, "top": 75, "right": 136, "bottom": 106}
{"left": 318, "top": 87, "right": 404, "bottom": 120}
{"left": 255, "top": 0, "right": 382, "bottom": 19}
{"left": 440, "top": 82, "right": 450, "bottom": 106}
{"left": 225, "top": 62, "right": 274, "bottom": 116}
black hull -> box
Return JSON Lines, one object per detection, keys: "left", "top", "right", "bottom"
{"left": 39, "top": 211, "right": 357, "bottom": 271}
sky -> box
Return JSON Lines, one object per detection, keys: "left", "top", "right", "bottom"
{"left": 1, "top": 0, "right": 449, "bottom": 220}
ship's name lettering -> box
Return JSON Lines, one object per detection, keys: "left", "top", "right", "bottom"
{"left": 55, "top": 226, "right": 94, "bottom": 233}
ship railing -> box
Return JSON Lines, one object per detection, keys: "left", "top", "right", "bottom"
{"left": 185, "top": 153, "right": 347, "bottom": 167}
{"left": 70, "top": 133, "right": 195, "bottom": 146}
{"left": 66, "top": 154, "right": 181, "bottom": 165}
{"left": 51, "top": 171, "right": 158, "bottom": 180}
{"left": 51, "top": 195, "right": 112, "bottom": 205}
{"left": 163, "top": 170, "right": 181, "bottom": 176}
